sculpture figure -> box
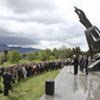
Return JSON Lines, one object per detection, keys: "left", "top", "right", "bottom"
{"left": 74, "top": 6, "right": 100, "bottom": 58}
{"left": 74, "top": 6, "right": 92, "bottom": 29}
{"left": 74, "top": 6, "right": 100, "bottom": 39}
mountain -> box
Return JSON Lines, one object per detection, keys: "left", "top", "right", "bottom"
{"left": 8, "top": 46, "right": 40, "bottom": 53}
{"left": 0, "top": 44, "right": 40, "bottom": 53}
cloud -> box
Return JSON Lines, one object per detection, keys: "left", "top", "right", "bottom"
{"left": 0, "top": 0, "right": 62, "bottom": 25}
{"left": 0, "top": 16, "right": 88, "bottom": 50}
{"left": 0, "top": 0, "right": 100, "bottom": 51}
{"left": 4, "top": 0, "right": 56, "bottom": 13}
{"left": 0, "top": 29, "right": 38, "bottom": 46}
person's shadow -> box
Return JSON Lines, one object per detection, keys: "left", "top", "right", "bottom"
{"left": 73, "top": 75, "right": 78, "bottom": 93}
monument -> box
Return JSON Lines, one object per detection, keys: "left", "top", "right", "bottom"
{"left": 74, "top": 6, "right": 100, "bottom": 70}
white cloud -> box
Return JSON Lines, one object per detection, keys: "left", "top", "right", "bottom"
{"left": 4, "top": 0, "right": 56, "bottom": 13}
{"left": 0, "top": 0, "right": 100, "bottom": 51}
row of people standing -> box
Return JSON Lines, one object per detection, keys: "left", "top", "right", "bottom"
{"left": 73, "top": 55, "right": 89, "bottom": 75}
{"left": 0, "top": 60, "right": 66, "bottom": 96}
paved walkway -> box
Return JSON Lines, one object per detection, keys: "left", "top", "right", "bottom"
{"left": 40, "top": 66, "right": 100, "bottom": 100}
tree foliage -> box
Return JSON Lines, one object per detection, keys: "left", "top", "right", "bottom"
{"left": 8, "top": 50, "right": 21, "bottom": 63}
{"left": 3, "top": 50, "right": 8, "bottom": 62}
{"left": 0, "top": 53, "right": 5, "bottom": 65}
{"left": 26, "top": 52, "right": 38, "bottom": 61}
{"left": 25, "top": 47, "right": 83, "bottom": 61}
{"left": 38, "top": 50, "right": 47, "bottom": 61}
{"left": 0, "top": 46, "right": 88, "bottom": 65}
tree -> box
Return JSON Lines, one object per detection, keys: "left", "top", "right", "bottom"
{"left": 8, "top": 50, "right": 21, "bottom": 63}
{"left": 72, "top": 47, "right": 81, "bottom": 56}
{"left": 45, "top": 49, "right": 52, "bottom": 59}
{"left": 21, "top": 53, "right": 27, "bottom": 59}
{"left": 3, "top": 50, "right": 8, "bottom": 62}
{"left": 38, "top": 50, "right": 47, "bottom": 61}
{"left": 0, "top": 53, "right": 4, "bottom": 65}
{"left": 49, "top": 56, "right": 55, "bottom": 60}
{"left": 26, "top": 52, "right": 37, "bottom": 61}
{"left": 52, "top": 48, "right": 59, "bottom": 59}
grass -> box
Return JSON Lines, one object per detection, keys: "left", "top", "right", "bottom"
{"left": 0, "top": 69, "right": 60, "bottom": 100}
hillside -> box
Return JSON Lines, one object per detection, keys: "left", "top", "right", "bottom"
{"left": 0, "top": 44, "right": 40, "bottom": 53}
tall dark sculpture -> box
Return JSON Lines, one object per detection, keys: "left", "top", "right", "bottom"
{"left": 74, "top": 6, "right": 100, "bottom": 39}
{"left": 74, "top": 6, "right": 92, "bottom": 28}
{"left": 74, "top": 6, "right": 100, "bottom": 58}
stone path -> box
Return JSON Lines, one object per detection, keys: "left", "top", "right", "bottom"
{"left": 40, "top": 66, "right": 100, "bottom": 100}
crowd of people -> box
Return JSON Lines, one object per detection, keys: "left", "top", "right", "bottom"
{"left": 0, "top": 60, "right": 67, "bottom": 96}
{"left": 0, "top": 54, "right": 90, "bottom": 96}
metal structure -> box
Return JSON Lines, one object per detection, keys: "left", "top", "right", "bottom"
{"left": 74, "top": 6, "right": 100, "bottom": 58}
{"left": 85, "top": 26, "right": 100, "bottom": 58}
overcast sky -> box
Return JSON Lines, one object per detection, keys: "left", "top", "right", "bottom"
{"left": 0, "top": 0, "right": 100, "bottom": 51}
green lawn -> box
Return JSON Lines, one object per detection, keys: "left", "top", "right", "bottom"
{"left": 0, "top": 69, "right": 60, "bottom": 100}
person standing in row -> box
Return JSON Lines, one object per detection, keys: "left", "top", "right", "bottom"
{"left": 79, "top": 55, "right": 84, "bottom": 72}
{"left": 3, "top": 70, "right": 12, "bottom": 96}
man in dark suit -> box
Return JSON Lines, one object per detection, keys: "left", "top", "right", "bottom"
{"left": 73, "top": 55, "right": 79, "bottom": 75}
{"left": 3, "top": 70, "right": 12, "bottom": 96}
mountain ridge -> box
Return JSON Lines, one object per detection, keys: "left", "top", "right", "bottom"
{"left": 0, "top": 44, "right": 40, "bottom": 53}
